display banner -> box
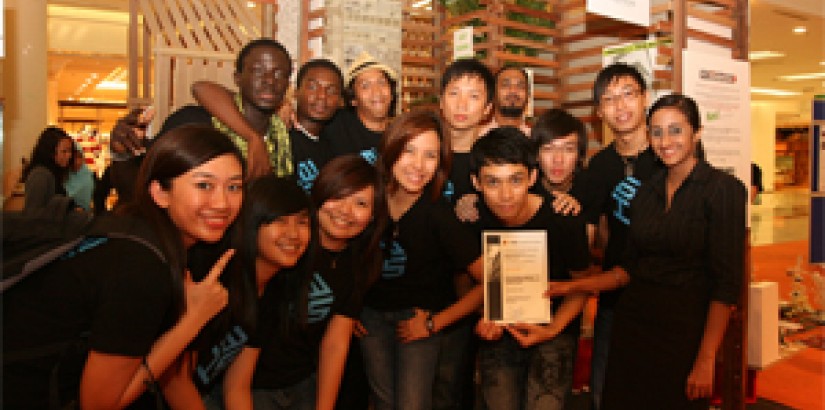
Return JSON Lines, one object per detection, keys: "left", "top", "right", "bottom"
{"left": 587, "top": 0, "right": 650, "bottom": 27}
{"left": 682, "top": 49, "right": 750, "bottom": 187}
{"left": 811, "top": 96, "right": 825, "bottom": 263}
{"left": 602, "top": 38, "right": 671, "bottom": 101}
{"left": 453, "top": 26, "right": 474, "bottom": 60}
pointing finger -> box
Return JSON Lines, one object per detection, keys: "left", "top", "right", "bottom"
{"left": 204, "top": 249, "right": 236, "bottom": 283}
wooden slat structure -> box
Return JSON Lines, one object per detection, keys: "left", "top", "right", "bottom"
{"left": 401, "top": 0, "right": 443, "bottom": 111}
{"left": 128, "top": 0, "right": 264, "bottom": 129}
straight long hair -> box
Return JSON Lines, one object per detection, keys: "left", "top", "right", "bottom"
{"left": 120, "top": 125, "right": 245, "bottom": 318}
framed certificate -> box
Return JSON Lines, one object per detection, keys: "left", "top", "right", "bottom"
{"left": 483, "top": 230, "right": 551, "bottom": 324}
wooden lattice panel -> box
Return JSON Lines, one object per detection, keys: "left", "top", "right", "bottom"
{"left": 401, "top": 0, "right": 442, "bottom": 111}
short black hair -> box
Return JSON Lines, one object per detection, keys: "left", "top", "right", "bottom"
{"left": 296, "top": 59, "right": 344, "bottom": 90}
{"left": 441, "top": 58, "right": 495, "bottom": 103}
{"left": 470, "top": 126, "right": 536, "bottom": 175}
{"left": 236, "top": 38, "right": 292, "bottom": 73}
{"left": 344, "top": 70, "right": 399, "bottom": 116}
{"left": 647, "top": 93, "right": 701, "bottom": 131}
{"left": 593, "top": 63, "right": 647, "bottom": 104}
{"left": 531, "top": 109, "right": 588, "bottom": 168}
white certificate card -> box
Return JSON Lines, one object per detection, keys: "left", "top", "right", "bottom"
{"left": 483, "top": 230, "right": 551, "bottom": 324}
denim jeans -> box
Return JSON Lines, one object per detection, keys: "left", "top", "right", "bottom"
{"left": 479, "top": 332, "right": 576, "bottom": 410}
{"left": 251, "top": 374, "right": 317, "bottom": 410}
{"left": 432, "top": 316, "right": 476, "bottom": 410}
{"left": 590, "top": 306, "right": 614, "bottom": 410}
{"left": 360, "top": 307, "right": 442, "bottom": 410}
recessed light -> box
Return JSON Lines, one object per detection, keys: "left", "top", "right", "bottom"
{"left": 247, "top": 1, "right": 256, "bottom": 8}
{"left": 751, "top": 87, "right": 801, "bottom": 97}
{"left": 777, "top": 72, "right": 825, "bottom": 81}
{"left": 793, "top": 26, "right": 807, "bottom": 34}
{"left": 749, "top": 51, "right": 785, "bottom": 60}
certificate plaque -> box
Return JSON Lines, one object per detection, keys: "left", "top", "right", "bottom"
{"left": 483, "top": 230, "right": 551, "bottom": 324}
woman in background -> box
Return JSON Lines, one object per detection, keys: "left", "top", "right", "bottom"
{"left": 22, "top": 126, "right": 75, "bottom": 211}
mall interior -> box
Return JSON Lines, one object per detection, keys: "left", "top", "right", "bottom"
{"left": 1, "top": 0, "right": 823, "bottom": 409}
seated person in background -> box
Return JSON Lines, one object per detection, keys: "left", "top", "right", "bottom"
{"left": 469, "top": 127, "right": 590, "bottom": 410}
{"left": 22, "top": 126, "right": 75, "bottom": 212}
{"left": 64, "top": 144, "right": 96, "bottom": 212}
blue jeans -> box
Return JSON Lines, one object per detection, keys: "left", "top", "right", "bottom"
{"left": 359, "top": 307, "right": 442, "bottom": 410}
{"left": 479, "top": 332, "right": 577, "bottom": 410}
{"left": 590, "top": 306, "right": 614, "bottom": 410}
{"left": 251, "top": 374, "right": 317, "bottom": 410}
{"left": 432, "top": 317, "right": 475, "bottom": 410}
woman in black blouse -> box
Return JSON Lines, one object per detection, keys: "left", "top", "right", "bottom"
{"left": 547, "top": 94, "right": 746, "bottom": 408}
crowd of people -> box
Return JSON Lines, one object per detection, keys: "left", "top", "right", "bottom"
{"left": 5, "top": 37, "right": 746, "bottom": 410}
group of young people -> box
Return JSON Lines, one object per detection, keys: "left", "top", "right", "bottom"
{"left": 6, "top": 37, "right": 746, "bottom": 410}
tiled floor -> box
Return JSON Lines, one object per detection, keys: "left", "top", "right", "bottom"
{"left": 751, "top": 188, "right": 811, "bottom": 246}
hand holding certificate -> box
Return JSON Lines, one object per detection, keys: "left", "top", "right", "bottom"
{"left": 483, "top": 230, "right": 551, "bottom": 324}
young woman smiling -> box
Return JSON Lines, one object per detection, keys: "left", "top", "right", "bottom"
{"left": 359, "top": 109, "right": 484, "bottom": 410}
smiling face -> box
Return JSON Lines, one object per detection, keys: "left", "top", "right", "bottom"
{"left": 440, "top": 75, "right": 492, "bottom": 132}
{"left": 317, "top": 185, "right": 375, "bottom": 250}
{"left": 391, "top": 130, "right": 441, "bottom": 196}
{"left": 596, "top": 76, "right": 647, "bottom": 137}
{"left": 649, "top": 107, "right": 700, "bottom": 172}
{"left": 496, "top": 68, "right": 528, "bottom": 117}
{"left": 296, "top": 66, "right": 343, "bottom": 124}
{"left": 351, "top": 68, "right": 393, "bottom": 124}
{"left": 472, "top": 163, "right": 537, "bottom": 226}
{"left": 537, "top": 133, "right": 579, "bottom": 185}
{"left": 234, "top": 45, "right": 292, "bottom": 113}
{"left": 150, "top": 154, "right": 244, "bottom": 248}
{"left": 54, "top": 138, "right": 74, "bottom": 169}
{"left": 257, "top": 210, "right": 312, "bottom": 271}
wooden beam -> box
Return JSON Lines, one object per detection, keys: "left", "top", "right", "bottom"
{"left": 492, "top": 51, "right": 560, "bottom": 69}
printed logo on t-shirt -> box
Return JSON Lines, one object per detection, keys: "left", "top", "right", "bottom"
{"left": 381, "top": 240, "right": 407, "bottom": 279}
{"left": 611, "top": 175, "right": 642, "bottom": 225}
{"left": 443, "top": 180, "right": 455, "bottom": 202}
{"left": 360, "top": 148, "right": 378, "bottom": 165}
{"left": 308, "top": 272, "right": 334, "bottom": 323}
{"left": 195, "top": 325, "right": 248, "bottom": 386}
{"left": 297, "top": 159, "right": 320, "bottom": 193}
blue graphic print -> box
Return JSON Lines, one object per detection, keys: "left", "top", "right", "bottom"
{"left": 381, "top": 240, "right": 407, "bottom": 279}
{"left": 59, "top": 237, "right": 109, "bottom": 260}
{"left": 308, "top": 272, "right": 334, "bottom": 323}
{"left": 297, "top": 159, "right": 320, "bottom": 193}
{"left": 443, "top": 179, "right": 455, "bottom": 202}
{"left": 195, "top": 325, "right": 248, "bottom": 385}
{"left": 611, "top": 175, "right": 642, "bottom": 225}
{"left": 360, "top": 147, "right": 378, "bottom": 165}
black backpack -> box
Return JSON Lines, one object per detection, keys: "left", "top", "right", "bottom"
{"left": 2, "top": 196, "right": 167, "bottom": 409}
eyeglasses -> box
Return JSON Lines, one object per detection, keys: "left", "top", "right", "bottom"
{"left": 599, "top": 88, "right": 641, "bottom": 107}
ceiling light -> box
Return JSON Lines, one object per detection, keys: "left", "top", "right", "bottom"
{"left": 820, "top": 61, "right": 825, "bottom": 66}
{"left": 247, "top": 1, "right": 256, "bottom": 7}
{"left": 792, "top": 26, "right": 806, "bottom": 34}
{"left": 750, "top": 87, "right": 801, "bottom": 97}
{"left": 749, "top": 51, "right": 785, "bottom": 61}
{"left": 96, "top": 80, "right": 127, "bottom": 90}
{"left": 777, "top": 72, "right": 825, "bottom": 81}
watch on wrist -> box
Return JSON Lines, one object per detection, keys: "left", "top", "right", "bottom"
{"left": 425, "top": 313, "right": 436, "bottom": 335}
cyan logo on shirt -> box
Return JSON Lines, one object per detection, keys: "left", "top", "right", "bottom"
{"left": 360, "top": 148, "right": 378, "bottom": 165}
{"left": 297, "top": 159, "right": 319, "bottom": 193}
{"left": 381, "top": 240, "right": 407, "bottom": 279}
{"left": 308, "top": 272, "right": 334, "bottom": 323}
{"left": 195, "top": 325, "right": 248, "bottom": 386}
{"left": 612, "top": 176, "right": 641, "bottom": 226}
{"left": 443, "top": 180, "right": 455, "bottom": 201}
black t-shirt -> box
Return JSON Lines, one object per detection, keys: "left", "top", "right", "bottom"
{"left": 444, "top": 152, "right": 475, "bottom": 205}
{"left": 365, "top": 195, "right": 481, "bottom": 311}
{"left": 191, "top": 311, "right": 256, "bottom": 392}
{"left": 252, "top": 247, "right": 362, "bottom": 389}
{"left": 290, "top": 128, "right": 333, "bottom": 193}
{"left": 3, "top": 238, "right": 174, "bottom": 409}
{"left": 470, "top": 195, "right": 590, "bottom": 335}
{"left": 580, "top": 143, "right": 663, "bottom": 308}
{"left": 322, "top": 109, "right": 381, "bottom": 164}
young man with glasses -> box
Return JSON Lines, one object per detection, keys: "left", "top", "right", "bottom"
{"left": 583, "top": 63, "right": 664, "bottom": 410}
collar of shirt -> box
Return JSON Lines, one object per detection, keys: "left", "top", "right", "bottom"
{"left": 653, "top": 159, "right": 714, "bottom": 199}
{"left": 294, "top": 122, "right": 319, "bottom": 141}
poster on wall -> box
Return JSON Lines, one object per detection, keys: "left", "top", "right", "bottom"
{"left": 453, "top": 26, "right": 474, "bottom": 60}
{"left": 602, "top": 37, "right": 671, "bottom": 101}
{"left": 587, "top": 0, "right": 650, "bottom": 27}
{"left": 682, "top": 49, "right": 750, "bottom": 187}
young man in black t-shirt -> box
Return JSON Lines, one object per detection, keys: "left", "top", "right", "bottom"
{"left": 580, "top": 63, "right": 663, "bottom": 410}
{"left": 470, "top": 127, "right": 589, "bottom": 410}
{"left": 322, "top": 52, "right": 398, "bottom": 164}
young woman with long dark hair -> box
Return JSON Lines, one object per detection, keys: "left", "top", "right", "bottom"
{"left": 22, "top": 126, "right": 75, "bottom": 211}
{"left": 4, "top": 124, "right": 244, "bottom": 409}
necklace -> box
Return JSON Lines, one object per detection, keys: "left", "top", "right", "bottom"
{"left": 620, "top": 155, "right": 636, "bottom": 178}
